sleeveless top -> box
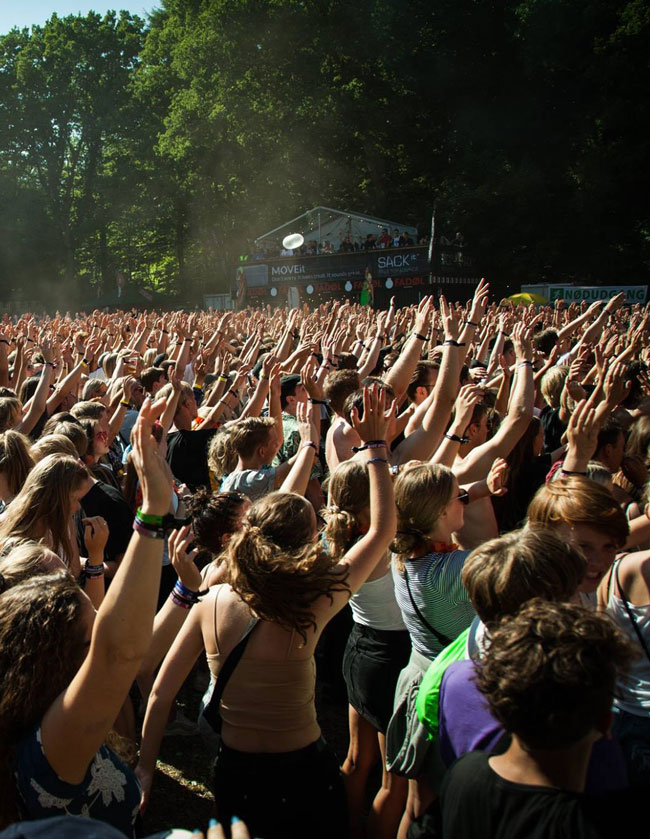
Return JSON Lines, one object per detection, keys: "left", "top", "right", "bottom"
{"left": 350, "top": 571, "right": 406, "bottom": 631}
{"left": 14, "top": 725, "right": 140, "bottom": 837}
{"left": 205, "top": 590, "right": 320, "bottom": 751}
{"left": 606, "top": 561, "right": 650, "bottom": 716}
{"left": 392, "top": 549, "right": 474, "bottom": 659}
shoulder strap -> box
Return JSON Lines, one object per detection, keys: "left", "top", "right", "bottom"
{"left": 615, "top": 560, "right": 650, "bottom": 664}
{"left": 202, "top": 616, "right": 259, "bottom": 733}
{"left": 404, "top": 566, "right": 453, "bottom": 649}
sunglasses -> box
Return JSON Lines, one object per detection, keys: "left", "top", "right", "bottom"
{"left": 456, "top": 489, "right": 470, "bottom": 505}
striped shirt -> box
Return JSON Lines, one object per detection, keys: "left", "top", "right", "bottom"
{"left": 392, "top": 550, "right": 475, "bottom": 659}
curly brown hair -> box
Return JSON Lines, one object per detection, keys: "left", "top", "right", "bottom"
{"left": 225, "top": 491, "right": 349, "bottom": 642}
{"left": 475, "top": 599, "right": 636, "bottom": 750}
{"left": 0, "top": 572, "right": 86, "bottom": 826}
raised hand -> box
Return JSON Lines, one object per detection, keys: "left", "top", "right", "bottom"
{"left": 83, "top": 516, "right": 109, "bottom": 560}
{"left": 440, "top": 295, "right": 460, "bottom": 341}
{"left": 468, "top": 277, "right": 490, "bottom": 324}
{"left": 168, "top": 524, "right": 202, "bottom": 591}
{"left": 350, "top": 385, "right": 394, "bottom": 444}
{"left": 131, "top": 397, "right": 172, "bottom": 516}
{"left": 487, "top": 457, "right": 508, "bottom": 496}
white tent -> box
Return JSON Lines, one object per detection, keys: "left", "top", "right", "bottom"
{"left": 254, "top": 206, "right": 417, "bottom": 250}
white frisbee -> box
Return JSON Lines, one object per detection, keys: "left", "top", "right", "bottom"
{"left": 282, "top": 233, "right": 304, "bottom": 250}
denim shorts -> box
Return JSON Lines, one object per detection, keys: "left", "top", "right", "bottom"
{"left": 612, "top": 708, "right": 650, "bottom": 787}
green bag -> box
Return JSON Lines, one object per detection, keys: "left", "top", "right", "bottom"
{"left": 415, "top": 626, "right": 470, "bottom": 740}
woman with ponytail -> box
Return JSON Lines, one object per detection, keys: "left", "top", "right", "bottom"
{"left": 137, "top": 386, "right": 396, "bottom": 839}
{"left": 387, "top": 458, "right": 506, "bottom": 838}
{"left": 324, "top": 460, "right": 410, "bottom": 839}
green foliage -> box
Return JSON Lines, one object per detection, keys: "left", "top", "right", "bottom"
{"left": 0, "top": 0, "right": 648, "bottom": 306}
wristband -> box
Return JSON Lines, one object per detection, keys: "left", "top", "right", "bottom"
{"left": 443, "top": 340, "right": 466, "bottom": 347}
{"left": 184, "top": 338, "right": 192, "bottom": 342}
{"left": 120, "top": 400, "right": 130, "bottom": 407}
{"left": 81, "top": 358, "right": 89, "bottom": 367}
{"left": 218, "top": 375, "right": 228, "bottom": 382}
{"left": 162, "top": 329, "right": 169, "bottom": 334}
{"left": 133, "top": 520, "right": 165, "bottom": 539}
{"left": 302, "top": 441, "right": 318, "bottom": 451}
{"left": 413, "top": 332, "right": 428, "bottom": 341}
{"left": 465, "top": 321, "right": 479, "bottom": 327}
{"left": 170, "top": 590, "right": 193, "bottom": 609}
{"left": 308, "top": 398, "right": 327, "bottom": 405}
{"left": 84, "top": 563, "right": 105, "bottom": 578}
{"left": 0, "top": 339, "right": 9, "bottom": 345}
{"left": 518, "top": 361, "right": 533, "bottom": 367}
{"left": 192, "top": 382, "right": 204, "bottom": 391}
{"left": 560, "top": 469, "right": 587, "bottom": 476}
{"left": 228, "top": 389, "right": 239, "bottom": 400}
{"left": 445, "top": 432, "right": 469, "bottom": 444}
{"left": 367, "top": 457, "right": 389, "bottom": 465}
{"left": 136, "top": 509, "right": 164, "bottom": 526}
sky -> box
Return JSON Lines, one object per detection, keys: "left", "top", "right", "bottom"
{"left": 0, "top": 2, "right": 161, "bottom": 35}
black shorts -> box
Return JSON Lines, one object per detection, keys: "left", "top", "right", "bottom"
{"left": 342, "top": 623, "right": 411, "bottom": 733}
{"left": 212, "top": 738, "right": 348, "bottom": 839}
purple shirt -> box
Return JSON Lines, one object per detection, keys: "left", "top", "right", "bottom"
{"left": 439, "top": 660, "right": 628, "bottom": 793}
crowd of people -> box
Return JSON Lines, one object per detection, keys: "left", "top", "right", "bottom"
{"left": 0, "top": 285, "right": 649, "bottom": 839}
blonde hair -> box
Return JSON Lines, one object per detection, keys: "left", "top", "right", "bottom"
{"left": 540, "top": 365, "right": 568, "bottom": 409}
{"left": 527, "top": 476, "right": 628, "bottom": 546}
{"left": 322, "top": 461, "right": 370, "bottom": 559}
{"left": 391, "top": 463, "right": 455, "bottom": 570}
{"left": 461, "top": 528, "right": 587, "bottom": 626}
{"left": 0, "top": 431, "right": 34, "bottom": 498}
{"left": 226, "top": 491, "right": 349, "bottom": 642}
{"left": 0, "top": 540, "right": 61, "bottom": 590}
{"left": 30, "top": 434, "right": 79, "bottom": 463}
{"left": 208, "top": 425, "right": 238, "bottom": 480}
{"left": 229, "top": 417, "right": 275, "bottom": 460}
{"left": 0, "top": 455, "right": 89, "bottom": 565}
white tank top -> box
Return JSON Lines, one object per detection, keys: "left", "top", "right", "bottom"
{"left": 350, "top": 571, "right": 406, "bottom": 631}
{"left": 607, "top": 570, "right": 650, "bottom": 716}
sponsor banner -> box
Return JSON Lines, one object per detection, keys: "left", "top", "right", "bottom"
{"left": 237, "top": 246, "right": 433, "bottom": 287}
{"left": 546, "top": 285, "right": 647, "bottom": 304}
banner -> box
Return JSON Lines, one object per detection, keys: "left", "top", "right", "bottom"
{"left": 547, "top": 285, "right": 647, "bottom": 304}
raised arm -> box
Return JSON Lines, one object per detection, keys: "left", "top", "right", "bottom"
{"left": 16, "top": 339, "right": 54, "bottom": 436}
{"left": 320, "top": 386, "right": 396, "bottom": 606}
{"left": 393, "top": 296, "right": 464, "bottom": 464}
{"left": 454, "top": 322, "right": 535, "bottom": 483}
{"left": 278, "top": 401, "right": 319, "bottom": 496}
{"left": 383, "top": 296, "right": 435, "bottom": 400}
{"left": 40, "top": 397, "right": 172, "bottom": 785}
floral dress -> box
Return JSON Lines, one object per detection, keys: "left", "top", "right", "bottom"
{"left": 14, "top": 726, "right": 141, "bottom": 837}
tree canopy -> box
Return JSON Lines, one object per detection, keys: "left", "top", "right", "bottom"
{"left": 0, "top": 0, "right": 648, "bottom": 306}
